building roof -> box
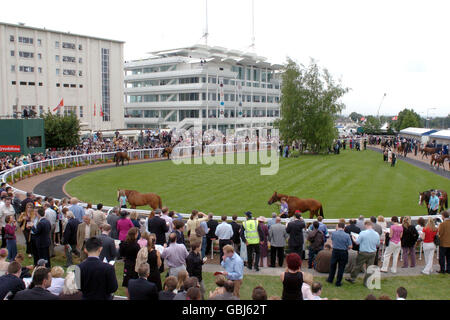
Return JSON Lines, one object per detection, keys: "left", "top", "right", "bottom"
{"left": 0, "top": 21, "right": 124, "bottom": 43}
{"left": 429, "top": 130, "right": 450, "bottom": 140}
{"left": 135, "top": 44, "right": 282, "bottom": 70}
{"left": 399, "top": 127, "right": 437, "bottom": 136}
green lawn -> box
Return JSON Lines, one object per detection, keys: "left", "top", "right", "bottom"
{"left": 65, "top": 149, "right": 449, "bottom": 219}
{"left": 18, "top": 246, "right": 449, "bottom": 300}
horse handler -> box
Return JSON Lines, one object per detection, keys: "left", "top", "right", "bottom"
{"left": 240, "top": 211, "right": 262, "bottom": 272}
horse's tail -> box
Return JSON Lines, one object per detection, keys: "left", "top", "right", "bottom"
{"left": 445, "top": 196, "right": 448, "bottom": 209}
{"left": 319, "top": 205, "right": 324, "bottom": 218}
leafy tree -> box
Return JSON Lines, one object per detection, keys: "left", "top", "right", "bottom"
{"left": 275, "top": 59, "right": 349, "bottom": 153}
{"left": 392, "top": 108, "right": 422, "bottom": 132}
{"left": 362, "top": 116, "right": 381, "bottom": 134}
{"left": 42, "top": 111, "right": 80, "bottom": 148}
{"left": 349, "top": 112, "right": 363, "bottom": 122}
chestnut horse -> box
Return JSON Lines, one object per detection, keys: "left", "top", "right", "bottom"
{"left": 420, "top": 147, "right": 437, "bottom": 159}
{"left": 268, "top": 191, "right": 324, "bottom": 219}
{"left": 114, "top": 152, "right": 130, "bottom": 166}
{"left": 419, "top": 190, "right": 448, "bottom": 213}
{"left": 118, "top": 189, "right": 162, "bottom": 210}
{"left": 431, "top": 154, "right": 449, "bottom": 170}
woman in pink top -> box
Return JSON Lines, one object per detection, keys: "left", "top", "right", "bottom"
{"left": 117, "top": 211, "right": 134, "bottom": 242}
{"left": 381, "top": 216, "right": 403, "bottom": 273}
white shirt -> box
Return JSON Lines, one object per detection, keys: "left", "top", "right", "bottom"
{"left": 85, "top": 224, "right": 91, "bottom": 239}
{"left": 45, "top": 208, "right": 57, "bottom": 227}
{"left": 0, "top": 204, "right": 15, "bottom": 227}
{"left": 48, "top": 277, "right": 65, "bottom": 295}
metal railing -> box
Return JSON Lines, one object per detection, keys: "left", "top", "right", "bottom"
{"left": 1, "top": 143, "right": 441, "bottom": 226}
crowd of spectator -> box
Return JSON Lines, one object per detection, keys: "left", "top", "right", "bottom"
{"left": 0, "top": 189, "right": 449, "bottom": 300}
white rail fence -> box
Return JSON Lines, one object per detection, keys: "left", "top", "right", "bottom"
{"left": 1, "top": 144, "right": 442, "bottom": 228}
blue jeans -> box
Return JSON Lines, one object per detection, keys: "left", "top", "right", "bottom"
{"left": 201, "top": 236, "right": 207, "bottom": 259}
{"left": 7, "top": 239, "right": 17, "bottom": 261}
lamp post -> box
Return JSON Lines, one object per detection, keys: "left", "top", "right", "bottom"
{"left": 426, "top": 107, "right": 436, "bottom": 128}
{"left": 376, "top": 93, "right": 387, "bottom": 120}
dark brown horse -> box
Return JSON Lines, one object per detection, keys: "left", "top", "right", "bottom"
{"left": 431, "top": 154, "right": 449, "bottom": 170}
{"left": 114, "top": 152, "right": 130, "bottom": 166}
{"left": 268, "top": 191, "right": 324, "bottom": 219}
{"left": 161, "top": 147, "right": 173, "bottom": 160}
{"left": 117, "top": 189, "right": 162, "bottom": 210}
{"left": 419, "top": 190, "right": 448, "bottom": 213}
{"left": 420, "top": 147, "right": 437, "bottom": 159}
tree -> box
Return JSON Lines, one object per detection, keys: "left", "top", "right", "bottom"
{"left": 392, "top": 108, "right": 422, "bottom": 132}
{"left": 43, "top": 111, "right": 80, "bottom": 149}
{"left": 349, "top": 112, "right": 363, "bottom": 123}
{"left": 275, "top": 59, "right": 349, "bottom": 153}
{"left": 362, "top": 116, "right": 381, "bottom": 134}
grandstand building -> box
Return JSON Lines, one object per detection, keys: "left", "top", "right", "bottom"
{"left": 124, "top": 44, "right": 282, "bottom": 132}
{"left": 0, "top": 22, "right": 124, "bottom": 130}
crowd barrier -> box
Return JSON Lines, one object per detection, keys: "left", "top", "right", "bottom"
{"left": 1, "top": 144, "right": 442, "bottom": 229}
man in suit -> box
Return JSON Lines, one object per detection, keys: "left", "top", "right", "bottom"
{"left": 77, "top": 215, "right": 100, "bottom": 262}
{"left": 32, "top": 207, "right": 51, "bottom": 268}
{"left": 268, "top": 216, "right": 289, "bottom": 267}
{"left": 286, "top": 211, "right": 306, "bottom": 259}
{"left": 148, "top": 209, "right": 169, "bottom": 246}
{"left": 63, "top": 211, "right": 81, "bottom": 267}
{"left": 173, "top": 219, "right": 185, "bottom": 245}
{"left": 13, "top": 267, "right": 58, "bottom": 300}
{"left": 107, "top": 207, "right": 120, "bottom": 240}
{"left": 205, "top": 213, "right": 218, "bottom": 256}
{"left": 92, "top": 203, "right": 107, "bottom": 227}
{"left": 0, "top": 261, "right": 25, "bottom": 300}
{"left": 78, "top": 237, "right": 118, "bottom": 300}
{"left": 230, "top": 215, "right": 241, "bottom": 254}
{"left": 128, "top": 263, "right": 158, "bottom": 300}
{"left": 98, "top": 224, "right": 117, "bottom": 262}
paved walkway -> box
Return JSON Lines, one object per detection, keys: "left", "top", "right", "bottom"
{"left": 368, "top": 145, "right": 450, "bottom": 179}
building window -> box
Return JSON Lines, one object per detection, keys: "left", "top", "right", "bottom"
{"left": 79, "top": 57, "right": 83, "bottom": 63}
{"left": 101, "top": 48, "right": 110, "bottom": 121}
{"left": 179, "top": 93, "right": 199, "bottom": 101}
{"left": 20, "top": 82, "right": 27, "bottom": 86}
{"left": 79, "top": 106, "right": 83, "bottom": 117}
{"left": 70, "top": 84, "right": 76, "bottom": 88}
{"left": 62, "top": 42, "right": 76, "bottom": 49}
{"left": 39, "top": 82, "right": 43, "bottom": 86}
{"left": 10, "top": 35, "right": 14, "bottom": 42}
{"left": 10, "top": 50, "right": 14, "bottom": 57}
{"left": 11, "top": 81, "right": 16, "bottom": 85}
{"left": 63, "top": 56, "right": 76, "bottom": 63}
{"left": 37, "top": 39, "right": 42, "bottom": 46}
{"left": 28, "top": 82, "right": 35, "bottom": 86}
{"left": 38, "top": 67, "right": 42, "bottom": 73}
{"left": 18, "top": 36, "right": 33, "bottom": 44}
{"left": 55, "top": 55, "right": 60, "bottom": 62}
{"left": 63, "top": 69, "right": 76, "bottom": 76}
{"left": 38, "top": 53, "right": 42, "bottom": 60}
{"left": 56, "top": 69, "right": 60, "bottom": 75}
{"left": 19, "top": 66, "right": 34, "bottom": 72}
{"left": 55, "top": 41, "right": 60, "bottom": 48}
{"left": 179, "top": 77, "right": 199, "bottom": 84}
{"left": 79, "top": 44, "right": 83, "bottom": 50}
{"left": 79, "top": 84, "right": 83, "bottom": 88}
{"left": 11, "top": 65, "right": 15, "bottom": 72}
{"left": 63, "top": 83, "right": 69, "bottom": 88}
{"left": 56, "top": 83, "right": 61, "bottom": 87}
{"left": 78, "top": 70, "right": 83, "bottom": 77}
{"left": 19, "top": 51, "right": 34, "bottom": 58}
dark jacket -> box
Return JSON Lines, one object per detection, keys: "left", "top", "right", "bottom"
{"left": 175, "top": 229, "right": 185, "bottom": 245}
{"left": 401, "top": 225, "right": 419, "bottom": 247}
{"left": 286, "top": 219, "right": 306, "bottom": 248}
{"left": 206, "top": 219, "right": 219, "bottom": 239}
{"left": 159, "top": 290, "right": 176, "bottom": 300}
{"left": 148, "top": 216, "right": 169, "bottom": 245}
{"left": 98, "top": 233, "right": 117, "bottom": 262}
{"left": 0, "top": 274, "right": 25, "bottom": 300}
{"left": 13, "top": 286, "right": 59, "bottom": 300}
{"left": 307, "top": 229, "right": 324, "bottom": 251}
{"left": 128, "top": 278, "right": 158, "bottom": 300}
{"left": 186, "top": 251, "right": 203, "bottom": 282}
{"left": 230, "top": 221, "right": 241, "bottom": 244}
{"left": 62, "top": 218, "right": 80, "bottom": 246}
{"left": 32, "top": 218, "right": 51, "bottom": 248}
{"left": 344, "top": 224, "right": 361, "bottom": 251}
{"left": 78, "top": 257, "right": 118, "bottom": 300}
{"left": 107, "top": 214, "right": 120, "bottom": 240}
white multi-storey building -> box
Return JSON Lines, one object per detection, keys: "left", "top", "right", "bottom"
{"left": 0, "top": 22, "right": 124, "bottom": 130}
{"left": 124, "top": 44, "right": 282, "bottom": 132}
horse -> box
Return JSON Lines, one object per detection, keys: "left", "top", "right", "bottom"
{"left": 114, "top": 152, "right": 130, "bottom": 166}
{"left": 431, "top": 154, "right": 449, "bottom": 170}
{"left": 161, "top": 147, "right": 173, "bottom": 160}
{"left": 419, "top": 190, "right": 448, "bottom": 213}
{"left": 117, "top": 189, "right": 162, "bottom": 210}
{"left": 268, "top": 191, "right": 324, "bottom": 219}
{"left": 420, "top": 147, "right": 437, "bottom": 159}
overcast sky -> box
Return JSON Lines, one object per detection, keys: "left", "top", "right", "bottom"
{"left": 2, "top": 0, "right": 449, "bottom": 117}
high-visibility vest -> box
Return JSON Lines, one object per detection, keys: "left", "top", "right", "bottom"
{"left": 243, "top": 219, "right": 259, "bottom": 245}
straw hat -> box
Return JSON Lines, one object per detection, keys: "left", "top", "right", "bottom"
{"left": 257, "top": 216, "right": 266, "bottom": 223}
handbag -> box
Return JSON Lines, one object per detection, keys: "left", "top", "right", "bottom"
{"left": 434, "top": 234, "right": 440, "bottom": 246}
{"left": 195, "top": 224, "right": 206, "bottom": 238}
